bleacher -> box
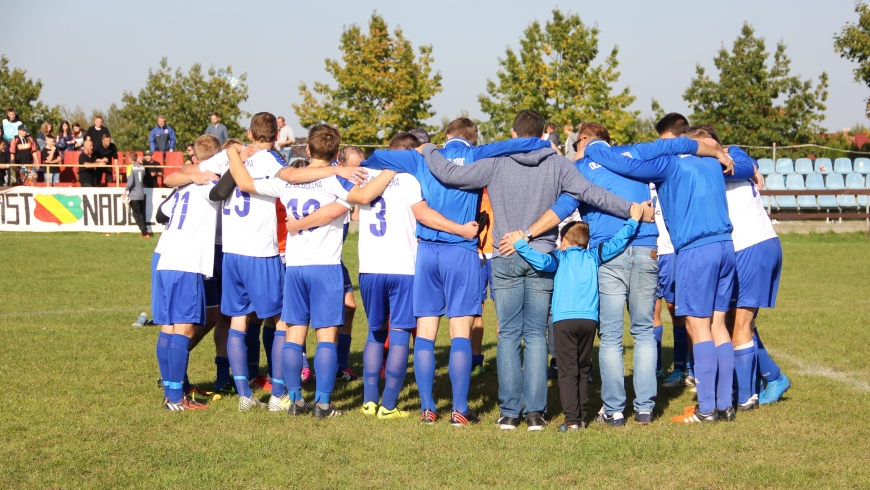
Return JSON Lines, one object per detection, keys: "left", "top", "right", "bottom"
{"left": 25, "top": 150, "right": 184, "bottom": 187}
{"left": 758, "top": 157, "right": 870, "bottom": 215}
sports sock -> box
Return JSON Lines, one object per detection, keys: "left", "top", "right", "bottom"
{"left": 382, "top": 329, "right": 410, "bottom": 411}
{"left": 227, "top": 329, "right": 251, "bottom": 398}
{"left": 263, "top": 326, "right": 276, "bottom": 378}
{"left": 167, "top": 334, "right": 191, "bottom": 404}
{"left": 214, "top": 356, "right": 231, "bottom": 390}
{"left": 283, "top": 342, "right": 304, "bottom": 402}
{"left": 715, "top": 342, "right": 734, "bottom": 411}
{"left": 245, "top": 322, "right": 261, "bottom": 380}
{"left": 672, "top": 325, "right": 688, "bottom": 372}
{"left": 314, "top": 342, "right": 338, "bottom": 405}
{"left": 733, "top": 341, "right": 756, "bottom": 405}
{"left": 753, "top": 329, "right": 781, "bottom": 383}
{"left": 687, "top": 351, "right": 695, "bottom": 377}
{"left": 449, "top": 337, "right": 472, "bottom": 414}
{"left": 653, "top": 325, "right": 663, "bottom": 372}
{"left": 336, "top": 333, "right": 352, "bottom": 373}
{"left": 363, "top": 329, "right": 388, "bottom": 404}
{"left": 471, "top": 354, "right": 484, "bottom": 369}
{"left": 414, "top": 338, "right": 436, "bottom": 412}
{"left": 693, "top": 341, "right": 717, "bottom": 414}
{"left": 270, "top": 330, "right": 286, "bottom": 398}
{"left": 301, "top": 344, "right": 310, "bottom": 370}
{"left": 182, "top": 373, "right": 191, "bottom": 393}
{"left": 156, "top": 332, "right": 172, "bottom": 398}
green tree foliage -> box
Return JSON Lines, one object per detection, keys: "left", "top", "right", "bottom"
{"left": 834, "top": 2, "right": 870, "bottom": 118}
{"left": 294, "top": 12, "right": 442, "bottom": 146}
{"left": 113, "top": 58, "right": 249, "bottom": 150}
{"left": 0, "top": 55, "right": 61, "bottom": 130}
{"left": 478, "top": 10, "right": 638, "bottom": 144}
{"left": 684, "top": 22, "right": 828, "bottom": 155}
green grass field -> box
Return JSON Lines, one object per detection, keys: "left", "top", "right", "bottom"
{"left": 1, "top": 231, "right": 869, "bottom": 489}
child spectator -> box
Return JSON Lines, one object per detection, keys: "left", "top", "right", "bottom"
{"left": 10, "top": 126, "right": 40, "bottom": 185}
{"left": 57, "top": 121, "right": 75, "bottom": 158}
{"left": 0, "top": 140, "right": 9, "bottom": 186}
{"left": 124, "top": 153, "right": 149, "bottom": 237}
{"left": 37, "top": 121, "right": 54, "bottom": 151}
{"left": 72, "top": 123, "right": 85, "bottom": 149}
{"left": 508, "top": 203, "right": 642, "bottom": 430}
{"left": 41, "top": 136, "right": 62, "bottom": 186}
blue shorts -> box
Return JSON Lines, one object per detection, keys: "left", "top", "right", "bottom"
{"left": 152, "top": 263, "right": 206, "bottom": 326}
{"left": 414, "top": 242, "right": 482, "bottom": 318}
{"left": 360, "top": 273, "right": 415, "bottom": 330}
{"left": 220, "top": 253, "right": 284, "bottom": 318}
{"left": 732, "top": 237, "right": 782, "bottom": 309}
{"left": 480, "top": 257, "right": 492, "bottom": 303}
{"left": 341, "top": 262, "right": 354, "bottom": 294}
{"left": 283, "top": 264, "right": 344, "bottom": 328}
{"left": 674, "top": 241, "right": 736, "bottom": 317}
{"left": 657, "top": 253, "right": 676, "bottom": 304}
{"left": 204, "top": 243, "right": 223, "bottom": 308}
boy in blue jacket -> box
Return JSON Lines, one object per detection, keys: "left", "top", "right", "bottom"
{"left": 508, "top": 203, "right": 643, "bottom": 430}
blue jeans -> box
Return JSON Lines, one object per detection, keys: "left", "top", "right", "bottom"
{"left": 278, "top": 148, "right": 292, "bottom": 163}
{"left": 49, "top": 173, "right": 60, "bottom": 186}
{"left": 597, "top": 246, "right": 659, "bottom": 414}
{"left": 492, "top": 256, "right": 553, "bottom": 417}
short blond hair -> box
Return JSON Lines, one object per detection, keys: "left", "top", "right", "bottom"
{"left": 194, "top": 134, "right": 221, "bottom": 161}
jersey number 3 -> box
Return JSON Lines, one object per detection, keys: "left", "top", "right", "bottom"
{"left": 369, "top": 196, "right": 386, "bottom": 237}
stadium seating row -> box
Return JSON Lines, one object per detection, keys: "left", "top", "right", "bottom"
{"left": 31, "top": 150, "right": 183, "bottom": 187}
{"left": 757, "top": 157, "right": 870, "bottom": 176}
{"left": 763, "top": 172, "right": 870, "bottom": 210}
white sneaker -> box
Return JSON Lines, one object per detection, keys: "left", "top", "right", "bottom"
{"left": 238, "top": 395, "right": 267, "bottom": 412}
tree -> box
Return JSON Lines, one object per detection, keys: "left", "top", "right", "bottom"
{"left": 0, "top": 55, "right": 61, "bottom": 130}
{"left": 113, "top": 58, "right": 249, "bottom": 150}
{"left": 294, "top": 13, "right": 442, "bottom": 146}
{"left": 834, "top": 2, "right": 870, "bottom": 118}
{"left": 684, "top": 22, "right": 828, "bottom": 152}
{"left": 478, "top": 10, "right": 638, "bottom": 143}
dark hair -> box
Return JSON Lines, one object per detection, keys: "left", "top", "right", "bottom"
{"left": 577, "top": 123, "right": 611, "bottom": 145}
{"left": 210, "top": 112, "right": 219, "bottom": 118}
{"left": 307, "top": 124, "right": 341, "bottom": 160}
{"left": 194, "top": 134, "right": 221, "bottom": 161}
{"left": 60, "top": 120, "right": 71, "bottom": 135}
{"left": 545, "top": 122, "right": 557, "bottom": 131}
{"left": 655, "top": 113, "right": 690, "bottom": 137}
{"left": 388, "top": 132, "right": 422, "bottom": 150}
{"left": 686, "top": 125, "right": 722, "bottom": 146}
{"left": 445, "top": 118, "right": 478, "bottom": 145}
{"left": 290, "top": 158, "right": 309, "bottom": 169}
{"left": 561, "top": 221, "right": 590, "bottom": 248}
{"left": 250, "top": 112, "right": 278, "bottom": 143}
{"left": 408, "top": 128, "right": 431, "bottom": 144}
{"left": 513, "top": 110, "right": 545, "bottom": 138}
{"left": 338, "top": 145, "right": 365, "bottom": 164}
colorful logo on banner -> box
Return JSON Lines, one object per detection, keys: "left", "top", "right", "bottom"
{"left": 33, "top": 194, "right": 84, "bottom": 225}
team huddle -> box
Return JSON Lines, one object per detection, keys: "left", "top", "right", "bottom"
{"left": 150, "top": 109, "right": 791, "bottom": 429}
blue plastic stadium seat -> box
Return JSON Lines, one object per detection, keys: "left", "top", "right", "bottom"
{"left": 794, "top": 158, "right": 813, "bottom": 175}
{"left": 761, "top": 195, "right": 773, "bottom": 209}
{"left": 834, "top": 158, "right": 853, "bottom": 174}
{"left": 859, "top": 176, "right": 870, "bottom": 207}
{"left": 815, "top": 158, "right": 833, "bottom": 175}
{"left": 778, "top": 173, "right": 801, "bottom": 209}
{"left": 789, "top": 174, "right": 817, "bottom": 210}
{"left": 764, "top": 174, "right": 785, "bottom": 211}
{"left": 807, "top": 173, "right": 835, "bottom": 209}
{"left": 842, "top": 173, "right": 864, "bottom": 209}
{"left": 826, "top": 173, "right": 853, "bottom": 209}
{"left": 757, "top": 158, "right": 775, "bottom": 175}
{"left": 854, "top": 158, "right": 870, "bottom": 175}
{"left": 775, "top": 158, "right": 795, "bottom": 175}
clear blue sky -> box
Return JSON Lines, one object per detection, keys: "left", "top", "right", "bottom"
{"left": 5, "top": 0, "right": 866, "bottom": 136}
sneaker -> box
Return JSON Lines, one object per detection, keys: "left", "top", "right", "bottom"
{"left": 759, "top": 373, "right": 791, "bottom": 405}
{"left": 335, "top": 368, "right": 359, "bottom": 382}
{"left": 450, "top": 409, "right": 482, "bottom": 426}
{"left": 594, "top": 408, "right": 626, "bottom": 427}
{"left": 669, "top": 405, "right": 718, "bottom": 424}
{"left": 471, "top": 364, "right": 485, "bottom": 377}
{"left": 546, "top": 364, "right": 559, "bottom": 379}
{"left": 181, "top": 396, "right": 209, "bottom": 411}
{"left": 559, "top": 423, "right": 586, "bottom": 432}
{"left": 249, "top": 375, "right": 272, "bottom": 391}
{"left": 238, "top": 395, "right": 267, "bottom": 412}
{"left": 420, "top": 409, "right": 440, "bottom": 425}
{"left": 164, "top": 400, "right": 185, "bottom": 411}
{"left": 737, "top": 394, "right": 759, "bottom": 411}
{"left": 635, "top": 411, "right": 653, "bottom": 425}
{"left": 288, "top": 399, "right": 314, "bottom": 416}
{"left": 496, "top": 414, "right": 520, "bottom": 431}
{"left": 377, "top": 405, "right": 409, "bottom": 419}
{"left": 718, "top": 406, "right": 736, "bottom": 422}
{"left": 218, "top": 382, "right": 237, "bottom": 396}
{"left": 525, "top": 412, "right": 548, "bottom": 431}
{"left": 268, "top": 393, "right": 292, "bottom": 412}
{"left": 300, "top": 367, "right": 312, "bottom": 383}
{"left": 663, "top": 369, "right": 689, "bottom": 388}
{"left": 360, "top": 401, "right": 378, "bottom": 416}
{"left": 313, "top": 403, "right": 344, "bottom": 418}
{"left": 185, "top": 385, "right": 213, "bottom": 399}
{"left": 656, "top": 368, "right": 665, "bottom": 379}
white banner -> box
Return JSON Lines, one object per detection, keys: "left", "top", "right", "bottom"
{"left": 0, "top": 187, "right": 173, "bottom": 233}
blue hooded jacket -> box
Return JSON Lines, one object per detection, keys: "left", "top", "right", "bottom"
{"left": 149, "top": 125, "right": 177, "bottom": 152}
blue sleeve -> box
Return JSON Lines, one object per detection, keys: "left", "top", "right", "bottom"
{"left": 727, "top": 146, "right": 758, "bottom": 181}
{"left": 513, "top": 239, "right": 558, "bottom": 273}
{"left": 362, "top": 149, "right": 419, "bottom": 174}
{"left": 585, "top": 142, "right": 674, "bottom": 183}
{"left": 169, "top": 128, "right": 176, "bottom": 151}
{"left": 630, "top": 138, "right": 699, "bottom": 160}
{"left": 336, "top": 176, "right": 355, "bottom": 192}
{"left": 470, "top": 137, "right": 551, "bottom": 161}
{"left": 148, "top": 128, "right": 156, "bottom": 152}
{"left": 550, "top": 193, "right": 580, "bottom": 221}
{"left": 597, "top": 218, "right": 639, "bottom": 264}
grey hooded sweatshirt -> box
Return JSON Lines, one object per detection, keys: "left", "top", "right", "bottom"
{"left": 422, "top": 145, "right": 631, "bottom": 257}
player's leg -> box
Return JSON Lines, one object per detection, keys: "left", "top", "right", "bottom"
{"left": 244, "top": 315, "right": 263, "bottom": 383}
{"left": 471, "top": 258, "right": 491, "bottom": 376}
{"left": 359, "top": 273, "right": 389, "bottom": 414}
{"left": 220, "top": 253, "right": 254, "bottom": 400}
{"left": 732, "top": 307, "right": 758, "bottom": 410}
{"left": 165, "top": 271, "right": 208, "bottom": 410}
{"left": 308, "top": 264, "right": 346, "bottom": 418}
{"left": 282, "top": 266, "right": 313, "bottom": 415}
{"left": 596, "top": 250, "right": 629, "bottom": 426}
{"left": 336, "top": 262, "right": 358, "bottom": 381}
{"left": 627, "top": 246, "right": 659, "bottom": 423}
{"left": 711, "top": 242, "right": 736, "bottom": 419}
{"left": 412, "top": 243, "right": 447, "bottom": 423}
{"left": 151, "top": 253, "right": 172, "bottom": 402}
{"left": 266, "top": 315, "right": 290, "bottom": 412}
{"left": 660, "top": 253, "right": 690, "bottom": 387}
{"left": 312, "top": 326, "right": 342, "bottom": 417}
{"left": 378, "top": 275, "right": 414, "bottom": 419}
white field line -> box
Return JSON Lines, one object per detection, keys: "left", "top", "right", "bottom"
{"left": 768, "top": 348, "right": 870, "bottom": 393}
{"left": 0, "top": 306, "right": 149, "bottom": 319}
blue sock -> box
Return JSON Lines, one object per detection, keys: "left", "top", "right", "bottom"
{"left": 382, "top": 329, "right": 410, "bottom": 411}
{"left": 449, "top": 337, "right": 472, "bottom": 414}
{"left": 715, "top": 342, "right": 734, "bottom": 411}
{"left": 653, "top": 325, "right": 663, "bottom": 372}
{"left": 363, "top": 330, "right": 388, "bottom": 404}
{"left": 283, "top": 342, "right": 304, "bottom": 402}
{"left": 693, "top": 341, "right": 717, "bottom": 414}
{"left": 753, "top": 329, "right": 781, "bottom": 383}
{"left": 214, "top": 356, "right": 231, "bottom": 390}
{"left": 301, "top": 344, "right": 310, "bottom": 370}
{"left": 471, "top": 354, "right": 484, "bottom": 369}
{"left": 414, "top": 338, "right": 436, "bottom": 412}
{"left": 687, "top": 351, "right": 695, "bottom": 378}
{"left": 263, "top": 326, "right": 276, "bottom": 378}
{"left": 182, "top": 373, "right": 191, "bottom": 393}
{"left": 167, "top": 335, "right": 191, "bottom": 404}
{"left": 271, "top": 331, "right": 286, "bottom": 398}
{"left": 156, "top": 332, "right": 172, "bottom": 399}
{"left": 245, "top": 322, "right": 261, "bottom": 379}
{"left": 336, "top": 333, "right": 352, "bottom": 373}
{"left": 734, "top": 342, "right": 756, "bottom": 405}
{"left": 314, "top": 342, "right": 338, "bottom": 405}
{"left": 227, "top": 329, "right": 251, "bottom": 397}
{"left": 672, "top": 325, "right": 688, "bottom": 372}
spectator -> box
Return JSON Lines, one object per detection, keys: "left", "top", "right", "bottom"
{"left": 93, "top": 133, "right": 118, "bottom": 185}
{"left": 72, "top": 122, "right": 85, "bottom": 149}
{"left": 205, "top": 112, "right": 228, "bottom": 144}
{"left": 124, "top": 152, "right": 149, "bottom": 237}
{"left": 149, "top": 115, "right": 176, "bottom": 154}
{"left": 141, "top": 150, "right": 161, "bottom": 187}
{"left": 0, "top": 140, "right": 9, "bottom": 186}
{"left": 78, "top": 140, "right": 97, "bottom": 187}
{"left": 563, "top": 123, "right": 578, "bottom": 160}
{"left": 85, "top": 116, "right": 110, "bottom": 144}
{"left": 37, "top": 121, "right": 55, "bottom": 151}
{"left": 184, "top": 144, "right": 198, "bottom": 165}
{"left": 10, "top": 126, "right": 40, "bottom": 185}
{"left": 3, "top": 108, "right": 22, "bottom": 156}
{"left": 57, "top": 120, "right": 75, "bottom": 156}
{"left": 42, "top": 136, "right": 62, "bottom": 186}
{"left": 275, "top": 116, "right": 295, "bottom": 162}
{"left": 543, "top": 122, "right": 560, "bottom": 146}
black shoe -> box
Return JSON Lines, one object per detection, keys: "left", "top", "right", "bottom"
{"left": 450, "top": 409, "right": 482, "bottom": 426}
{"left": 718, "top": 406, "right": 736, "bottom": 422}
{"left": 559, "top": 422, "right": 586, "bottom": 432}
{"left": 594, "top": 408, "right": 626, "bottom": 427}
{"left": 313, "top": 402, "right": 344, "bottom": 418}
{"left": 525, "top": 411, "right": 548, "bottom": 431}
{"left": 634, "top": 411, "right": 653, "bottom": 425}
{"left": 287, "top": 400, "right": 313, "bottom": 416}
{"left": 546, "top": 365, "right": 559, "bottom": 380}
{"left": 496, "top": 414, "right": 520, "bottom": 430}
{"left": 737, "top": 395, "right": 759, "bottom": 411}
